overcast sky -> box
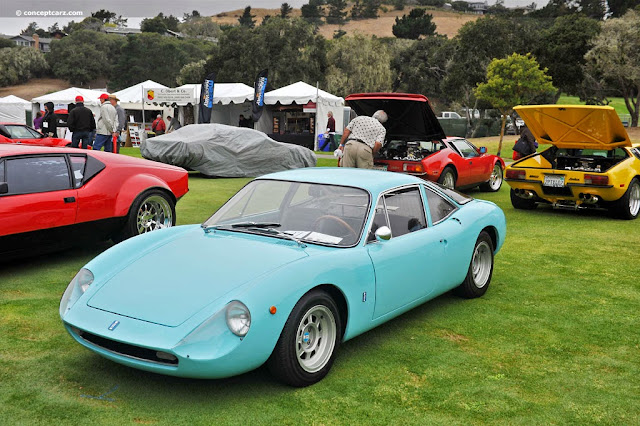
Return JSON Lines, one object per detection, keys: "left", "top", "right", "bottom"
{"left": 0, "top": 0, "right": 546, "bottom": 35}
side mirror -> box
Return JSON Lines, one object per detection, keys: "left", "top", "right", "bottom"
{"left": 479, "top": 147, "right": 487, "bottom": 154}
{"left": 375, "top": 226, "right": 392, "bottom": 242}
{"left": 0, "top": 182, "right": 8, "bottom": 194}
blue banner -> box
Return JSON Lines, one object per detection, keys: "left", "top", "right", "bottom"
{"left": 198, "top": 72, "right": 216, "bottom": 123}
{"left": 252, "top": 69, "right": 268, "bottom": 123}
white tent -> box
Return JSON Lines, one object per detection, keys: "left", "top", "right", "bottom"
{"left": 259, "top": 81, "right": 345, "bottom": 148}
{"left": 0, "top": 95, "right": 31, "bottom": 125}
{"left": 113, "top": 80, "right": 168, "bottom": 109}
{"left": 31, "top": 88, "right": 106, "bottom": 138}
{"left": 177, "top": 83, "right": 254, "bottom": 126}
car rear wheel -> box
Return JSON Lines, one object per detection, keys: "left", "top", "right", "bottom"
{"left": 113, "top": 189, "right": 175, "bottom": 243}
{"left": 480, "top": 164, "right": 503, "bottom": 192}
{"left": 612, "top": 178, "right": 640, "bottom": 220}
{"left": 438, "top": 167, "right": 456, "bottom": 189}
{"left": 454, "top": 231, "right": 494, "bottom": 298}
{"left": 268, "top": 290, "right": 341, "bottom": 387}
{"left": 510, "top": 188, "right": 537, "bottom": 210}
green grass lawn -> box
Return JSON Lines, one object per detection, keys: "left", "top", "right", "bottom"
{"left": 557, "top": 94, "right": 630, "bottom": 116}
{"left": 2, "top": 162, "right": 639, "bottom": 424}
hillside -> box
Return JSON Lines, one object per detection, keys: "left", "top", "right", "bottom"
{"left": 211, "top": 6, "right": 478, "bottom": 39}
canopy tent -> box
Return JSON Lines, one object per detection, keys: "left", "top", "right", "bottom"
{"left": 0, "top": 95, "right": 31, "bottom": 125}
{"left": 113, "top": 80, "right": 168, "bottom": 109}
{"left": 31, "top": 88, "right": 106, "bottom": 138}
{"left": 257, "top": 81, "right": 345, "bottom": 149}
{"left": 177, "top": 83, "right": 254, "bottom": 126}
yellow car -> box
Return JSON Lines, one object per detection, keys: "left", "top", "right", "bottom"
{"left": 505, "top": 105, "right": 640, "bottom": 219}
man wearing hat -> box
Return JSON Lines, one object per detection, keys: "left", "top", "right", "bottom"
{"left": 109, "top": 94, "right": 126, "bottom": 153}
{"left": 94, "top": 93, "right": 119, "bottom": 152}
{"left": 66, "top": 95, "right": 96, "bottom": 149}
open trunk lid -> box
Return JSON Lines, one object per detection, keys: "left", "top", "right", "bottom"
{"left": 346, "top": 93, "right": 446, "bottom": 143}
{"left": 515, "top": 105, "right": 631, "bottom": 149}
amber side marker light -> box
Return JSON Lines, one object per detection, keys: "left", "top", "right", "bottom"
{"left": 269, "top": 306, "right": 277, "bottom": 315}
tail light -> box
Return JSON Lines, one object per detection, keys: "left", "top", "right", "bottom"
{"left": 403, "top": 163, "right": 424, "bottom": 173}
{"left": 506, "top": 169, "right": 526, "bottom": 180}
{"left": 584, "top": 174, "right": 609, "bottom": 185}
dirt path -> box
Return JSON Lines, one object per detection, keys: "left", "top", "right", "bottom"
{"left": 0, "top": 78, "right": 70, "bottom": 100}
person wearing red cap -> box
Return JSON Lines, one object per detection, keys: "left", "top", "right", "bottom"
{"left": 94, "top": 93, "right": 119, "bottom": 152}
{"left": 67, "top": 95, "right": 96, "bottom": 149}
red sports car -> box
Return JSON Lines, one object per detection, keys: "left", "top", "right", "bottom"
{"left": 345, "top": 93, "right": 505, "bottom": 192}
{"left": 0, "top": 123, "right": 70, "bottom": 147}
{"left": 0, "top": 144, "right": 189, "bottom": 260}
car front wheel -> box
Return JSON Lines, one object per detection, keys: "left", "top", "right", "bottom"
{"left": 268, "top": 290, "right": 341, "bottom": 387}
{"left": 113, "top": 189, "right": 175, "bottom": 243}
{"left": 454, "top": 231, "right": 494, "bottom": 298}
{"left": 480, "top": 163, "right": 503, "bottom": 192}
{"left": 612, "top": 178, "right": 640, "bottom": 220}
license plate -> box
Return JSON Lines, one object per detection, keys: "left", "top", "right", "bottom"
{"left": 372, "top": 164, "right": 388, "bottom": 171}
{"left": 543, "top": 175, "right": 565, "bottom": 187}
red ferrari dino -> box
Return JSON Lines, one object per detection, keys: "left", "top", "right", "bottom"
{"left": 0, "top": 144, "right": 189, "bottom": 260}
{"left": 0, "top": 123, "right": 71, "bottom": 147}
{"left": 345, "top": 93, "right": 505, "bottom": 192}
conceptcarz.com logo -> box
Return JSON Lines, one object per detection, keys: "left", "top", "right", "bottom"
{"left": 108, "top": 320, "right": 120, "bottom": 331}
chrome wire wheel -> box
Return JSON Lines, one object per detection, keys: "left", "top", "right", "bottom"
{"left": 296, "top": 305, "right": 337, "bottom": 373}
{"left": 629, "top": 182, "right": 640, "bottom": 217}
{"left": 472, "top": 241, "right": 492, "bottom": 288}
{"left": 136, "top": 195, "right": 173, "bottom": 234}
{"left": 489, "top": 164, "right": 503, "bottom": 191}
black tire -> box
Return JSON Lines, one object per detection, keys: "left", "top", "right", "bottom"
{"left": 268, "top": 290, "right": 342, "bottom": 387}
{"left": 112, "top": 189, "right": 176, "bottom": 243}
{"left": 611, "top": 178, "right": 640, "bottom": 220}
{"left": 454, "top": 231, "right": 494, "bottom": 299}
{"left": 510, "top": 188, "right": 537, "bottom": 210}
{"left": 480, "top": 163, "right": 503, "bottom": 192}
{"left": 437, "top": 167, "right": 457, "bottom": 189}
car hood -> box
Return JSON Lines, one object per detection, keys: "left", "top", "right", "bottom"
{"left": 346, "top": 93, "right": 446, "bottom": 142}
{"left": 514, "top": 105, "right": 631, "bottom": 149}
{"left": 86, "top": 230, "right": 308, "bottom": 327}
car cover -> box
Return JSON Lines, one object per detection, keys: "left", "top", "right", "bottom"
{"left": 140, "top": 124, "right": 317, "bottom": 177}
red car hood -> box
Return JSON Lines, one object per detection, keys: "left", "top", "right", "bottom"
{"left": 346, "top": 93, "right": 446, "bottom": 142}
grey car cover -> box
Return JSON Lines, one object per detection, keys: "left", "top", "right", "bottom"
{"left": 140, "top": 124, "right": 317, "bottom": 177}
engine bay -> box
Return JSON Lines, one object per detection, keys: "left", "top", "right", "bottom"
{"left": 377, "top": 139, "right": 445, "bottom": 162}
{"left": 544, "top": 147, "right": 628, "bottom": 173}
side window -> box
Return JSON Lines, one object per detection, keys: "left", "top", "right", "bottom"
{"left": 383, "top": 187, "right": 426, "bottom": 238}
{"left": 70, "top": 156, "right": 87, "bottom": 188}
{"left": 6, "top": 156, "right": 71, "bottom": 194}
{"left": 0, "top": 160, "right": 4, "bottom": 181}
{"left": 452, "top": 139, "right": 478, "bottom": 158}
{"left": 424, "top": 188, "right": 457, "bottom": 224}
{"left": 368, "top": 198, "right": 390, "bottom": 242}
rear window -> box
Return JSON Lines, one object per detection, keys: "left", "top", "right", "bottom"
{"left": 433, "top": 185, "right": 473, "bottom": 205}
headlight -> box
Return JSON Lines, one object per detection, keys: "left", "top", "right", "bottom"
{"left": 59, "top": 268, "right": 94, "bottom": 319}
{"left": 226, "top": 301, "right": 251, "bottom": 337}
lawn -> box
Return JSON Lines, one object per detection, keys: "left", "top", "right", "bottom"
{"left": 1, "top": 161, "right": 639, "bottom": 424}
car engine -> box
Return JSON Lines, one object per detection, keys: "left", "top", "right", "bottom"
{"left": 377, "top": 140, "right": 442, "bottom": 161}
{"left": 550, "top": 148, "right": 628, "bottom": 173}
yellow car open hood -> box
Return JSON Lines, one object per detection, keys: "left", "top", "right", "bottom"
{"left": 514, "top": 105, "right": 631, "bottom": 149}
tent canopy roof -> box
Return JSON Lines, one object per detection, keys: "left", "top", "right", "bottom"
{"left": 178, "top": 83, "right": 253, "bottom": 105}
{"left": 264, "top": 81, "right": 343, "bottom": 107}
{"left": 0, "top": 95, "right": 31, "bottom": 107}
{"left": 31, "top": 87, "right": 106, "bottom": 106}
{"left": 113, "top": 80, "right": 168, "bottom": 104}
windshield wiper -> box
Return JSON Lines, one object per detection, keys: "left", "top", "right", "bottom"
{"left": 201, "top": 222, "right": 280, "bottom": 233}
{"left": 231, "top": 222, "right": 281, "bottom": 228}
{"left": 246, "top": 227, "right": 307, "bottom": 248}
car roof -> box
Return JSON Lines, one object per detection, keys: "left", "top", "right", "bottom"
{"left": 260, "top": 167, "right": 427, "bottom": 193}
{"left": 0, "top": 144, "right": 75, "bottom": 156}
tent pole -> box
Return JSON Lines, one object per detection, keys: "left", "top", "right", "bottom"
{"left": 141, "top": 86, "right": 146, "bottom": 131}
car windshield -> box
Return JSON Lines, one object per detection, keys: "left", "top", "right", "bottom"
{"left": 203, "top": 179, "right": 370, "bottom": 247}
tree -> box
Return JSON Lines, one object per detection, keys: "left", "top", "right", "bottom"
{"left": 111, "top": 34, "right": 210, "bottom": 89}
{"left": 141, "top": 17, "right": 168, "bottom": 34}
{"left": 585, "top": 10, "right": 640, "bottom": 126}
{"left": 205, "top": 17, "right": 327, "bottom": 88}
{"left": 47, "top": 30, "right": 125, "bottom": 85}
{"left": 392, "top": 8, "right": 437, "bottom": 39}
{"left": 535, "top": 14, "right": 600, "bottom": 99}
{"left": 351, "top": 0, "right": 365, "bottom": 19}
{"left": 183, "top": 10, "right": 201, "bottom": 22}
{"left": 239, "top": 6, "right": 256, "bottom": 28}
{"left": 393, "top": 0, "right": 407, "bottom": 11}
{"left": 326, "top": 0, "right": 348, "bottom": 24}
{"left": 475, "top": 53, "right": 556, "bottom": 154}
{"left": 0, "top": 39, "right": 14, "bottom": 49}
{"left": 179, "top": 17, "right": 221, "bottom": 39}
{"left": 281, "top": 3, "right": 293, "bottom": 18}
{"left": 362, "top": 0, "right": 382, "bottom": 18}
{"left": 325, "top": 34, "right": 393, "bottom": 95}
{"left": 176, "top": 59, "right": 206, "bottom": 85}
{"left": 20, "top": 22, "right": 40, "bottom": 36}
{"left": 301, "top": 0, "right": 324, "bottom": 25}
{"left": 91, "top": 9, "right": 117, "bottom": 24}
{"left": 391, "top": 36, "right": 454, "bottom": 100}
{"left": 0, "top": 47, "right": 49, "bottom": 87}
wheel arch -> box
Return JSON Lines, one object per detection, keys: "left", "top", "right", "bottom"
{"left": 305, "top": 284, "right": 349, "bottom": 339}
{"left": 439, "top": 164, "right": 458, "bottom": 181}
{"left": 113, "top": 175, "right": 176, "bottom": 217}
{"left": 481, "top": 225, "right": 498, "bottom": 253}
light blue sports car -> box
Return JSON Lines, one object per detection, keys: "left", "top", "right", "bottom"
{"left": 60, "top": 168, "right": 506, "bottom": 387}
